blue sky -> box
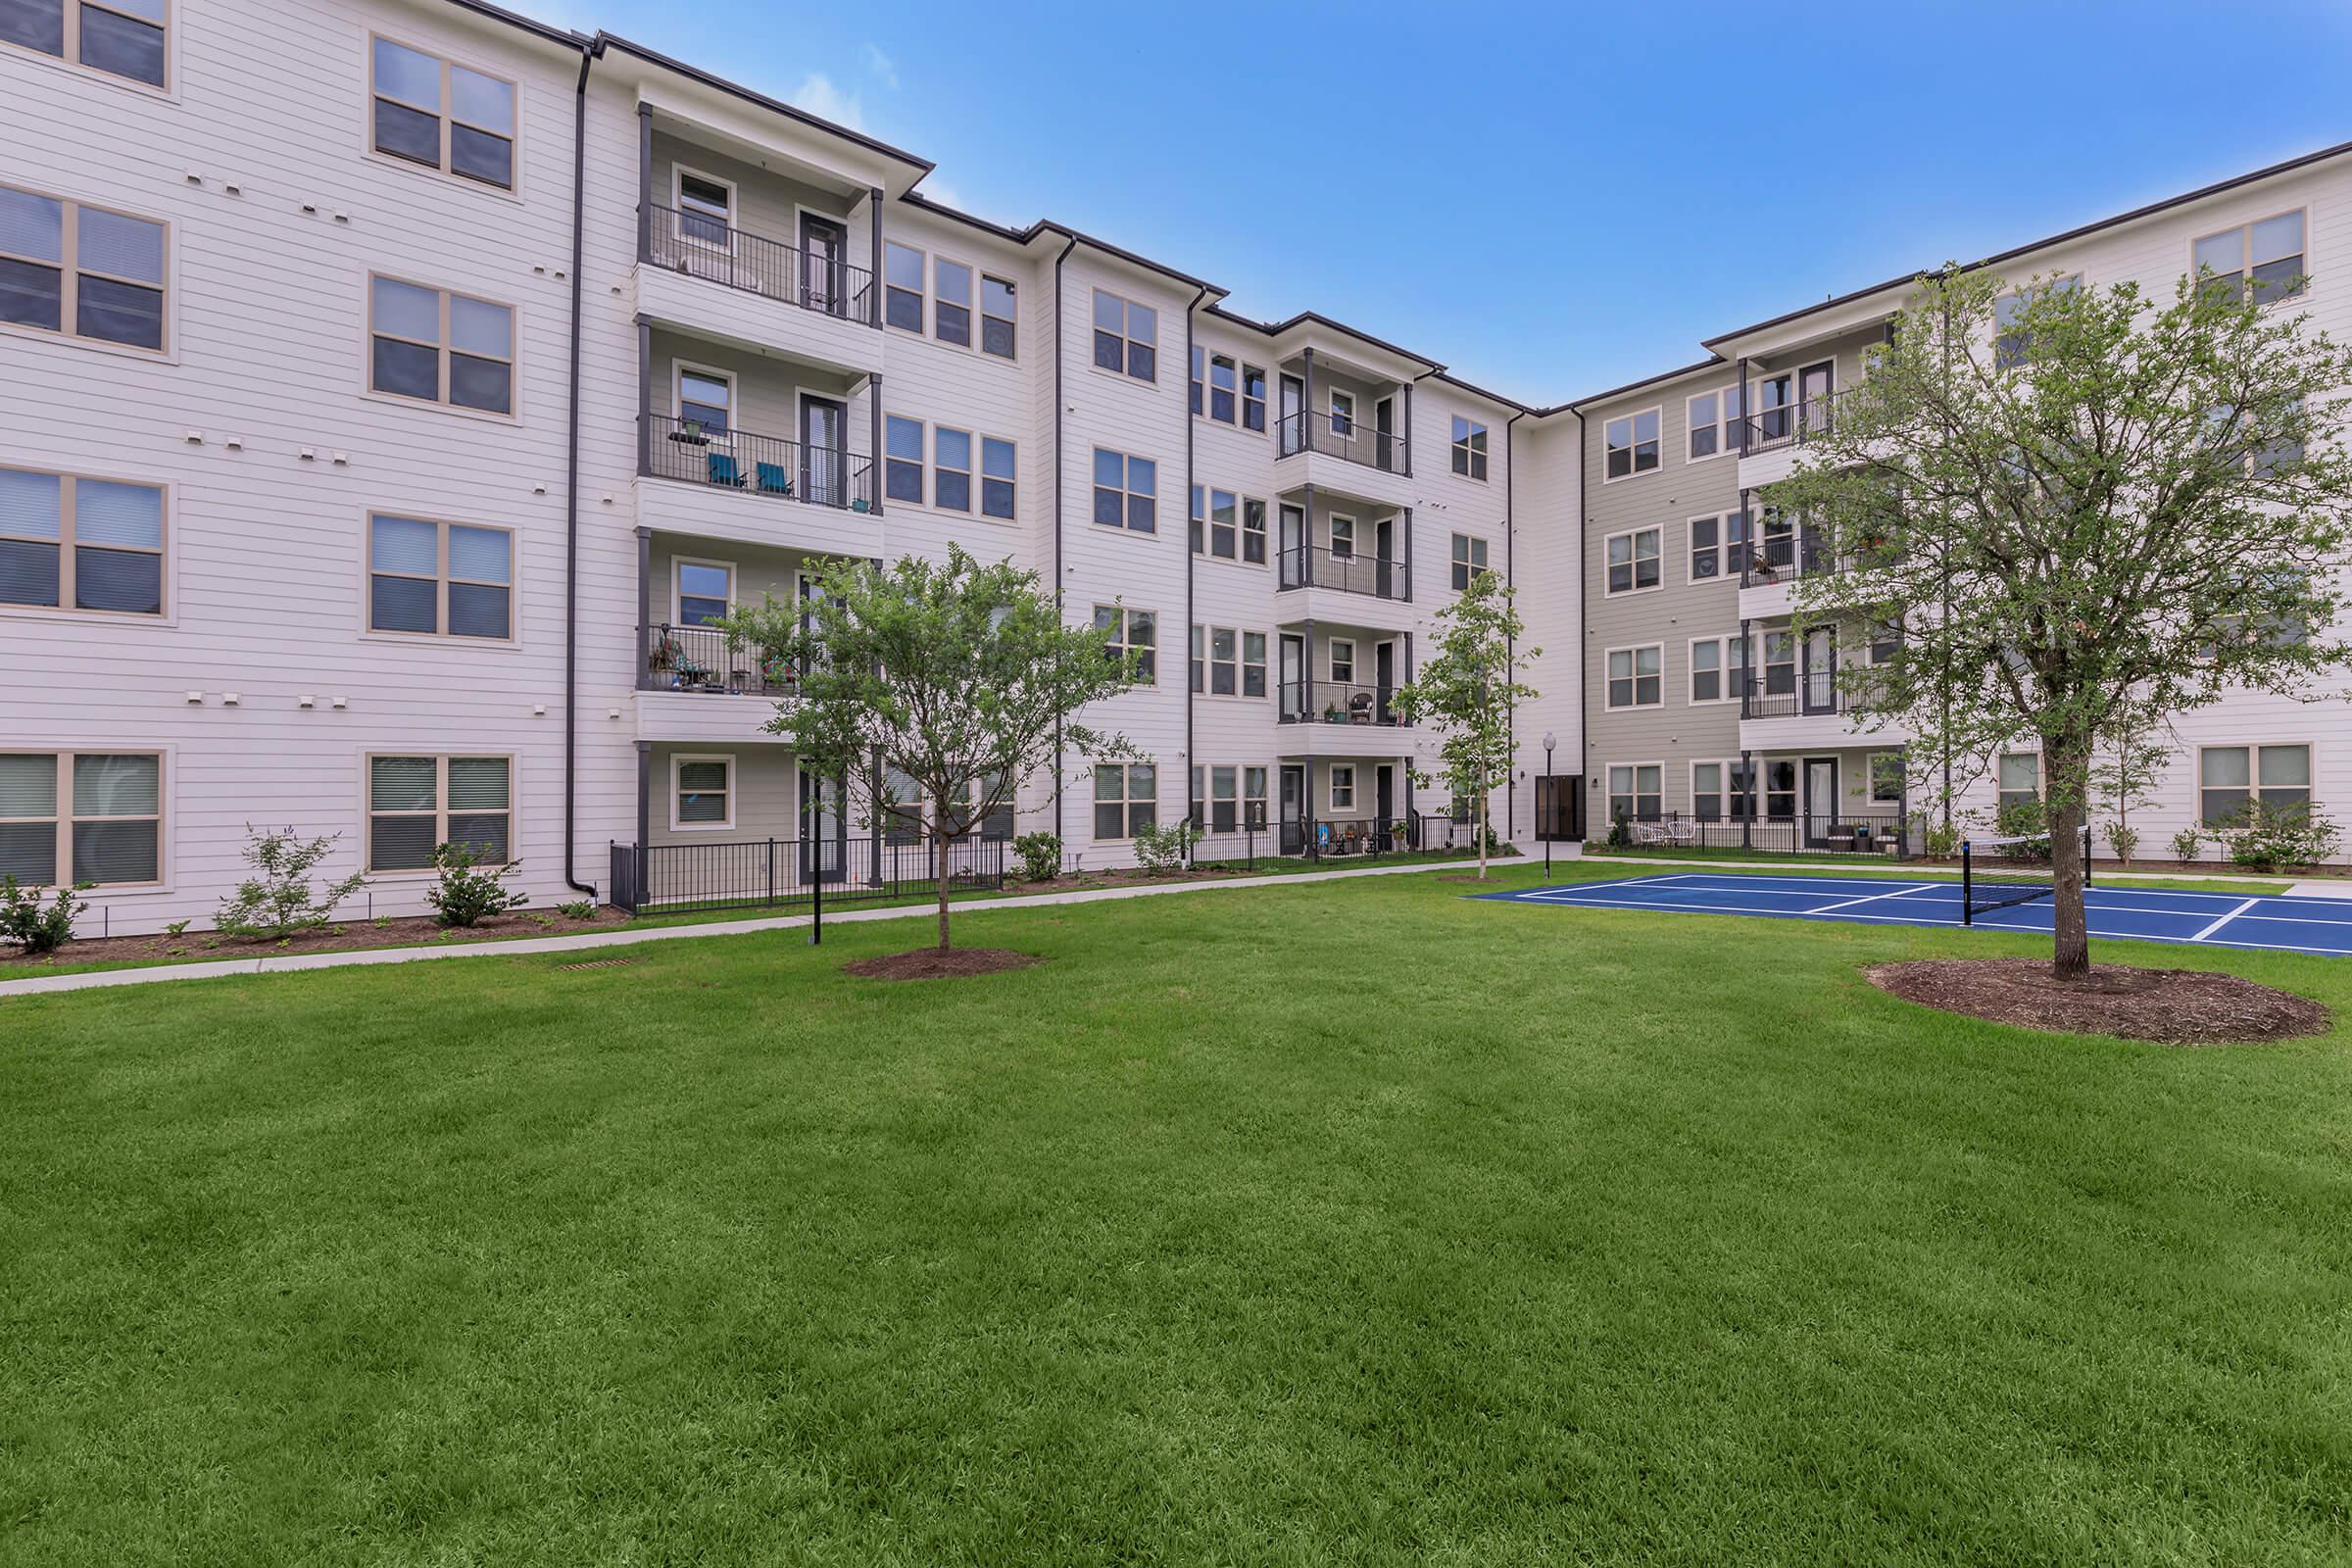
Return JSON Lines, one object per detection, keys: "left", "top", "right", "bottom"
{"left": 557, "top": 0, "right": 2352, "bottom": 405}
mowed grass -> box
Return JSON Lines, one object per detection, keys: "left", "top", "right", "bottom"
{"left": 5, "top": 862, "right": 2351, "bottom": 1565}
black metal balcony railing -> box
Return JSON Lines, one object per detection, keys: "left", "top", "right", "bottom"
{"left": 643, "top": 204, "right": 876, "bottom": 326}
{"left": 638, "top": 622, "right": 798, "bottom": 697}
{"left": 644, "top": 414, "right": 876, "bottom": 512}
{"left": 1740, "top": 528, "right": 1820, "bottom": 584}
{"left": 1741, "top": 385, "right": 1852, "bottom": 454}
{"left": 1740, "top": 670, "right": 1884, "bottom": 720}
{"left": 1276, "top": 679, "right": 1406, "bottom": 726}
{"left": 1276, "top": 544, "right": 1410, "bottom": 601}
{"left": 1274, "top": 410, "right": 1409, "bottom": 473}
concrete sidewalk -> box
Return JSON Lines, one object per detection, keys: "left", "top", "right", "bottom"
{"left": 0, "top": 858, "right": 1486, "bottom": 1002}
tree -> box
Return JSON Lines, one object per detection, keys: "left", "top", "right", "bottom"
{"left": 215, "top": 825, "right": 368, "bottom": 941}
{"left": 717, "top": 545, "right": 1137, "bottom": 952}
{"left": 1771, "top": 263, "right": 2352, "bottom": 978}
{"left": 2087, "top": 720, "right": 2173, "bottom": 865}
{"left": 1392, "top": 569, "right": 1539, "bottom": 881}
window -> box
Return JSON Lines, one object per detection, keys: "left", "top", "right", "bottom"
{"left": 368, "top": 514, "right": 511, "bottom": 639}
{"left": 1606, "top": 645, "right": 1662, "bottom": 710}
{"left": 883, "top": 241, "right": 924, "bottom": 331}
{"left": 1329, "top": 638, "right": 1354, "bottom": 684}
{"left": 1603, "top": 408, "right": 1660, "bottom": 479}
{"left": 1450, "top": 416, "right": 1489, "bottom": 479}
{"left": 1095, "top": 605, "right": 1155, "bottom": 683}
{"left": 1450, "top": 533, "right": 1490, "bottom": 590}
{"left": 1091, "top": 288, "right": 1156, "bottom": 380}
{"left": 1189, "top": 764, "right": 1266, "bottom": 832}
{"left": 1606, "top": 763, "right": 1661, "bottom": 824}
{"left": 1329, "top": 764, "right": 1356, "bottom": 813}
{"left": 1996, "top": 753, "right": 2039, "bottom": 813}
{"left": 369, "top": 275, "right": 512, "bottom": 415}
{"left": 932, "top": 257, "right": 972, "bottom": 347}
{"left": 1868, "top": 620, "right": 1902, "bottom": 663}
{"left": 672, "top": 755, "right": 732, "bottom": 831}
{"left": 674, "top": 560, "right": 730, "bottom": 625}
{"left": 1761, "top": 631, "right": 1795, "bottom": 697}
{"left": 1093, "top": 762, "right": 1155, "bottom": 840}
{"left": 1690, "top": 635, "right": 1744, "bottom": 704}
{"left": 1241, "top": 498, "right": 1266, "bottom": 564}
{"left": 1189, "top": 624, "right": 1263, "bottom": 698}
{"left": 2201, "top": 744, "right": 2311, "bottom": 825}
{"left": 1189, "top": 347, "right": 1202, "bottom": 416}
{"left": 2194, "top": 211, "right": 2306, "bottom": 307}
{"left": 1688, "top": 510, "right": 1747, "bottom": 581}
{"left": 371, "top": 37, "right": 514, "bottom": 189}
{"left": 980, "top": 274, "right": 1016, "bottom": 359}
{"left": 0, "top": 751, "right": 161, "bottom": 887}
{"left": 676, "top": 366, "right": 731, "bottom": 433}
{"left": 980, "top": 437, "right": 1016, "bottom": 519}
{"left": 1762, "top": 760, "right": 1797, "bottom": 821}
{"left": 1686, "top": 387, "right": 1740, "bottom": 461}
{"left": 1993, "top": 274, "right": 2081, "bottom": 368}
{"left": 368, "top": 755, "right": 511, "bottom": 871}
{"left": 1690, "top": 761, "right": 1749, "bottom": 822}
{"left": 675, "top": 170, "right": 731, "bottom": 246}
{"left": 1868, "top": 752, "right": 1905, "bottom": 807}
{"left": 884, "top": 415, "right": 924, "bottom": 503}
{"left": 1242, "top": 364, "right": 1266, "bottom": 431}
{"left": 0, "top": 466, "right": 164, "bottom": 615}
{"left": 0, "top": 185, "right": 167, "bottom": 351}
{"left": 1205, "top": 353, "right": 1239, "bottom": 422}
{"left": 3, "top": 0, "right": 166, "bottom": 85}
{"left": 1330, "top": 513, "right": 1355, "bottom": 559}
{"left": 1329, "top": 389, "right": 1355, "bottom": 437}
{"left": 1604, "top": 526, "right": 1660, "bottom": 594}
{"left": 934, "top": 427, "right": 972, "bottom": 512}
{"left": 1092, "top": 449, "right": 1156, "bottom": 533}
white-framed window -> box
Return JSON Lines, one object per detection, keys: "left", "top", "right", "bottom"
{"left": 1190, "top": 764, "right": 1268, "bottom": 832}
{"left": 673, "top": 558, "right": 732, "bottom": 625}
{"left": 1605, "top": 645, "right": 1663, "bottom": 710}
{"left": 1091, "top": 448, "right": 1157, "bottom": 533}
{"left": 1603, "top": 408, "right": 1660, "bottom": 480}
{"left": 1093, "top": 761, "right": 1155, "bottom": 840}
{"left": 883, "top": 415, "right": 924, "bottom": 504}
{"left": 980, "top": 273, "right": 1016, "bottom": 359}
{"left": 980, "top": 436, "right": 1015, "bottom": 520}
{"left": 3, "top": 0, "right": 167, "bottom": 86}
{"left": 1996, "top": 752, "right": 2039, "bottom": 813}
{"left": 367, "top": 754, "right": 511, "bottom": 872}
{"left": 673, "top": 168, "right": 733, "bottom": 246}
{"left": 675, "top": 362, "right": 732, "bottom": 432}
{"left": 0, "top": 750, "right": 162, "bottom": 887}
{"left": 1242, "top": 363, "right": 1266, "bottom": 431}
{"left": 0, "top": 184, "right": 168, "bottom": 352}
{"left": 1328, "top": 388, "right": 1355, "bottom": 437}
{"left": 932, "top": 256, "right": 973, "bottom": 347}
{"left": 1450, "top": 416, "right": 1489, "bottom": 480}
{"left": 1992, "top": 273, "right": 2081, "bottom": 368}
{"left": 1094, "top": 604, "right": 1155, "bottom": 684}
{"left": 1203, "top": 351, "right": 1240, "bottom": 422}
{"left": 1091, "top": 288, "right": 1157, "bottom": 381}
{"left": 369, "top": 274, "right": 513, "bottom": 415}
{"left": 1868, "top": 752, "right": 1906, "bottom": 807}
{"left": 1685, "top": 386, "right": 1740, "bottom": 461}
{"left": 1329, "top": 513, "right": 1356, "bottom": 559}
{"left": 2193, "top": 211, "right": 2307, "bottom": 307}
{"left": 1762, "top": 760, "right": 1797, "bottom": 821}
{"left": 1189, "top": 624, "right": 1265, "bottom": 698}
{"left": 1604, "top": 525, "right": 1661, "bottom": 595}
{"left": 1687, "top": 509, "right": 1747, "bottom": 581}
{"left": 368, "top": 513, "right": 512, "bottom": 640}
{"left": 882, "top": 241, "right": 924, "bottom": 331}
{"left": 934, "top": 426, "right": 972, "bottom": 512}
{"left": 1329, "top": 637, "right": 1355, "bottom": 684}
{"left": 370, "top": 35, "right": 515, "bottom": 190}
{"left": 2200, "top": 743, "right": 2311, "bottom": 825}
{"left": 1190, "top": 489, "right": 1265, "bottom": 564}
{"left": 1688, "top": 634, "right": 1744, "bottom": 704}
{"left": 1760, "top": 630, "right": 1795, "bottom": 699}
{"left": 1329, "top": 763, "right": 1356, "bottom": 812}
{"left": 0, "top": 465, "right": 165, "bottom": 616}
{"left": 1690, "top": 760, "right": 1751, "bottom": 823}
{"left": 1868, "top": 619, "right": 1902, "bottom": 663}
{"left": 1606, "top": 763, "right": 1661, "bottom": 824}
{"left": 1450, "top": 532, "right": 1490, "bottom": 590}
{"left": 671, "top": 754, "right": 734, "bottom": 831}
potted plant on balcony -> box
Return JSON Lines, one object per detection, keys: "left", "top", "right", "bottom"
{"left": 669, "top": 419, "right": 710, "bottom": 447}
{"left": 1322, "top": 702, "right": 1344, "bottom": 723}
{"left": 647, "top": 630, "right": 681, "bottom": 677}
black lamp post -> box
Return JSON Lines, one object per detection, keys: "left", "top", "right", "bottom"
{"left": 1542, "top": 731, "right": 1557, "bottom": 882}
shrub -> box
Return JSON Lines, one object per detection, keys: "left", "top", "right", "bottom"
{"left": 1991, "top": 798, "right": 2050, "bottom": 859}
{"left": 215, "top": 825, "right": 368, "bottom": 941}
{"left": 2217, "top": 801, "right": 2341, "bottom": 874}
{"left": 2105, "top": 821, "right": 2138, "bottom": 865}
{"left": 555, "top": 899, "right": 597, "bottom": 920}
{"left": 1131, "top": 818, "right": 1200, "bottom": 874}
{"left": 1921, "top": 819, "right": 1961, "bottom": 859}
{"left": 424, "top": 842, "right": 529, "bottom": 928}
{"left": 1011, "top": 831, "right": 1063, "bottom": 883}
{"left": 2171, "top": 827, "right": 2204, "bottom": 865}
{"left": 1607, "top": 808, "right": 1632, "bottom": 849}
{"left": 0, "top": 876, "right": 87, "bottom": 956}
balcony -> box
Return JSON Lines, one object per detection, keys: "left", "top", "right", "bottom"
{"left": 637, "top": 621, "right": 798, "bottom": 698}
{"left": 644, "top": 414, "right": 875, "bottom": 514}
{"left": 1276, "top": 410, "right": 1409, "bottom": 474}
{"left": 1278, "top": 679, "right": 1407, "bottom": 728}
{"left": 1277, "top": 544, "right": 1410, "bottom": 602}
{"left": 1740, "top": 384, "right": 1852, "bottom": 454}
{"left": 644, "top": 204, "right": 876, "bottom": 327}
{"left": 1741, "top": 670, "right": 1885, "bottom": 720}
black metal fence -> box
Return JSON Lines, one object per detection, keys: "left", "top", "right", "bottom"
{"left": 611, "top": 835, "right": 1004, "bottom": 915}
{"left": 1741, "top": 670, "right": 1884, "bottom": 719}
{"left": 637, "top": 622, "right": 797, "bottom": 696}
{"left": 1274, "top": 410, "right": 1409, "bottom": 472}
{"left": 1177, "top": 812, "right": 1479, "bottom": 869}
{"left": 1609, "top": 811, "right": 1909, "bottom": 858}
{"left": 1276, "top": 543, "right": 1410, "bottom": 600}
{"left": 644, "top": 413, "right": 877, "bottom": 513}
{"left": 644, "top": 203, "right": 876, "bottom": 324}
{"left": 1277, "top": 680, "right": 1406, "bottom": 726}
{"left": 1740, "top": 386, "right": 1849, "bottom": 453}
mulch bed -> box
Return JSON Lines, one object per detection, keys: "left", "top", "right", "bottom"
{"left": 843, "top": 948, "right": 1042, "bottom": 981}
{"left": 2, "top": 906, "right": 630, "bottom": 969}
{"left": 1866, "top": 958, "right": 2330, "bottom": 1045}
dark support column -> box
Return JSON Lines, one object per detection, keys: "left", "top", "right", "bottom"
{"left": 1400, "top": 382, "right": 1413, "bottom": 476}
{"left": 636, "top": 105, "right": 653, "bottom": 263}
{"left": 1736, "top": 484, "right": 1750, "bottom": 584}
{"left": 1301, "top": 482, "right": 1315, "bottom": 586}
{"left": 1740, "top": 746, "right": 1754, "bottom": 851}
{"left": 635, "top": 526, "right": 652, "bottom": 671}
{"left": 1304, "top": 616, "right": 1316, "bottom": 719}
{"left": 867, "top": 372, "right": 883, "bottom": 515}
{"left": 636, "top": 318, "right": 652, "bottom": 475}
{"left": 635, "top": 741, "right": 652, "bottom": 853}
{"left": 866, "top": 186, "right": 884, "bottom": 329}
{"left": 1401, "top": 505, "right": 1413, "bottom": 601}
{"left": 1300, "top": 348, "right": 1314, "bottom": 453}
{"left": 1735, "top": 355, "right": 1749, "bottom": 457}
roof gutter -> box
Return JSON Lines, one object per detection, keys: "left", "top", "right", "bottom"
{"left": 1182, "top": 283, "right": 1209, "bottom": 806}
{"left": 562, "top": 36, "right": 600, "bottom": 898}
{"left": 1050, "top": 232, "right": 1079, "bottom": 850}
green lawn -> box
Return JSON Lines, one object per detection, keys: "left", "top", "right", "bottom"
{"left": 5, "top": 862, "right": 2350, "bottom": 1565}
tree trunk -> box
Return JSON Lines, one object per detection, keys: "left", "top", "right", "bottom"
{"left": 1476, "top": 764, "right": 1491, "bottom": 881}
{"left": 2045, "top": 743, "right": 2089, "bottom": 981}
{"left": 933, "top": 802, "right": 952, "bottom": 952}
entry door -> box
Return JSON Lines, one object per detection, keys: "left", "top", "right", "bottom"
{"left": 1375, "top": 764, "right": 1396, "bottom": 844}
{"left": 1803, "top": 757, "right": 1838, "bottom": 845}
{"left": 1279, "top": 633, "right": 1305, "bottom": 720}
{"left": 1280, "top": 764, "right": 1307, "bottom": 854}
{"left": 800, "top": 214, "right": 849, "bottom": 318}
{"left": 1374, "top": 395, "right": 1396, "bottom": 470}
{"left": 801, "top": 394, "right": 847, "bottom": 508}
{"left": 1374, "top": 640, "right": 1396, "bottom": 722}
{"left": 1279, "top": 374, "right": 1305, "bottom": 455}
{"left": 800, "top": 768, "right": 846, "bottom": 881}
{"left": 1802, "top": 629, "right": 1837, "bottom": 713}
{"left": 1278, "top": 504, "right": 1306, "bottom": 588}
{"left": 1798, "top": 361, "right": 1835, "bottom": 435}
{"left": 1373, "top": 514, "right": 1395, "bottom": 598}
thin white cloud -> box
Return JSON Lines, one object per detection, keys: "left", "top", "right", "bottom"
{"left": 788, "top": 72, "right": 864, "bottom": 131}
{"left": 862, "top": 43, "right": 900, "bottom": 91}
{"left": 921, "top": 180, "right": 965, "bottom": 211}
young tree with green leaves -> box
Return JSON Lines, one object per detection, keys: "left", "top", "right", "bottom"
{"left": 1392, "top": 569, "right": 1539, "bottom": 881}
{"left": 716, "top": 545, "right": 1136, "bottom": 952}
{"left": 1771, "top": 264, "right": 2352, "bottom": 978}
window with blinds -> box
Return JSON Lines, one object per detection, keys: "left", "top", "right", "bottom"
{"left": 368, "top": 755, "right": 511, "bottom": 871}
{"left": 673, "top": 757, "right": 731, "bottom": 829}
{"left": 0, "top": 184, "right": 168, "bottom": 351}
{"left": 368, "top": 514, "right": 511, "bottom": 638}
{"left": 0, "top": 751, "right": 161, "bottom": 887}
{"left": 0, "top": 466, "right": 165, "bottom": 614}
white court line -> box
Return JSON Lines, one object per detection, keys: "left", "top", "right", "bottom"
{"left": 1807, "top": 882, "right": 1944, "bottom": 913}
{"left": 2189, "top": 898, "right": 2263, "bottom": 943}
{"left": 1601, "top": 879, "right": 2251, "bottom": 917}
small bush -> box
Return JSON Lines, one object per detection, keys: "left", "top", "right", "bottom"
{"left": 1992, "top": 798, "right": 2051, "bottom": 859}
{"left": 555, "top": 899, "right": 597, "bottom": 920}
{"left": 2171, "top": 827, "right": 2204, "bottom": 865}
{"left": 1011, "top": 831, "right": 1063, "bottom": 883}
{"left": 2105, "top": 822, "right": 2138, "bottom": 865}
{"left": 424, "top": 842, "right": 529, "bottom": 928}
{"left": 215, "top": 825, "right": 368, "bottom": 941}
{"left": 1131, "top": 818, "right": 1200, "bottom": 874}
{"left": 0, "top": 876, "right": 88, "bottom": 956}
{"left": 1921, "top": 819, "right": 1961, "bottom": 859}
{"left": 1607, "top": 809, "right": 1632, "bottom": 849}
{"left": 2217, "top": 801, "right": 2341, "bottom": 874}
